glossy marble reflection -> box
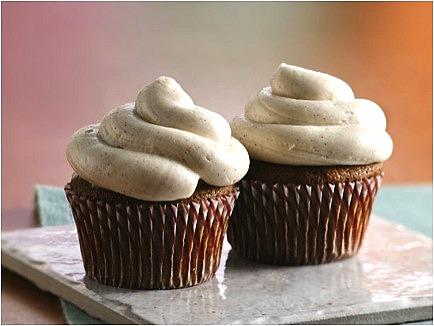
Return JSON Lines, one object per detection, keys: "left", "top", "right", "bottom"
{"left": 2, "top": 217, "right": 432, "bottom": 324}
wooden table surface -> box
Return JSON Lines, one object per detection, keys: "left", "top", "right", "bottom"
{"left": 2, "top": 2, "right": 432, "bottom": 324}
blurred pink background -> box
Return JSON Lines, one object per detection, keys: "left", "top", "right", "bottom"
{"left": 2, "top": 2, "right": 432, "bottom": 227}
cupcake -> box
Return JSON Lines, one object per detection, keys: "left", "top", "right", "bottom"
{"left": 229, "top": 64, "right": 393, "bottom": 265}
{"left": 65, "top": 76, "right": 249, "bottom": 289}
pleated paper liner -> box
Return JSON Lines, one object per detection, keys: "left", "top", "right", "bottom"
{"left": 227, "top": 175, "right": 382, "bottom": 265}
{"left": 64, "top": 184, "right": 238, "bottom": 290}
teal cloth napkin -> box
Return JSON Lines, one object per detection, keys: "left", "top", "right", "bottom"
{"left": 373, "top": 184, "right": 432, "bottom": 238}
{"left": 33, "top": 184, "right": 432, "bottom": 325}
{"left": 34, "top": 185, "right": 104, "bottom": 325}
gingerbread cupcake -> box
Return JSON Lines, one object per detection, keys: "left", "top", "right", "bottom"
{"left": 65, "top": 76, "right": 249, "bottom": 289}
{"left": 229, "top": 64, "right": 393, "bottom": 265}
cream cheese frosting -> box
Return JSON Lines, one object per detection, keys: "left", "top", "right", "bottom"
{"left": 66, "top": 76, "right": 250, "bottom": 201}
{"left": 231, "top": 64, "right": 393, "bottom": 166}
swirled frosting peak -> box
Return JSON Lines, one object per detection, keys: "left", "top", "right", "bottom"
{"left": 67, "top": 76, "right": 250, "bottom": 201}
{"left": 231, "top": 64, "right": 393, "bottom": 166}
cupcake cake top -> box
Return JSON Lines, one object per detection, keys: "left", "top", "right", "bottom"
{"left": 66, "top": 76, "right": 250, "bottom": 201}
{"left": 231, "top": 63, "right": 393, "bottom": 166}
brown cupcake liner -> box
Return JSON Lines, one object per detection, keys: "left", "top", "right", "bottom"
{"left": 227, "top": 175, "right": 382, "bottom": 265}
{"left": 64, "top": 184, "right": 238, "bottom": 290}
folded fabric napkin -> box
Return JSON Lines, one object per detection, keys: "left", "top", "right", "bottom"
{"left": 34, "top": 185, "right": 104, "bottom": 325}
{"left": 33, "top": 184, "right": 432, "bottom": 325}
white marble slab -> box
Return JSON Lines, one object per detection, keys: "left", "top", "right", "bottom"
{"left": 2, "top": 217, "right": 432, "bottom": 324}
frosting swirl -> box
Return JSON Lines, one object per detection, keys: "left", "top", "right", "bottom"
{"left": 231, "top": 64, "right": 393, "bottom": 166}
{"left": 67, "top": 77, "right": 250, "bottom": 201}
